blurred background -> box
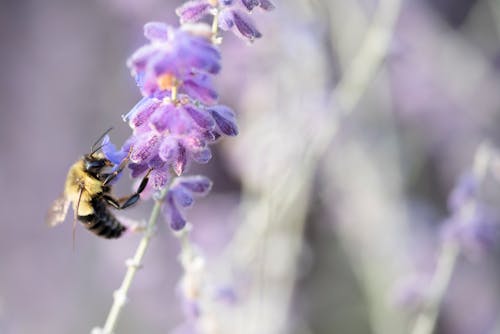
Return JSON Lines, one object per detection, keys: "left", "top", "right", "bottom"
{"left": 2, "top": 0, "right": 500, "bottom": 333}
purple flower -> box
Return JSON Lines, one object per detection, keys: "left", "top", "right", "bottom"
{"left": 240, "top": 0, "right": 259, "bottom": 11}
{"left": 163, "top": 176, "right": 213, "bottom": 230}
{"left": 258, "top": 0, "right": 275, "bottom": 10}
{"left": 447, "top": 172, "right": 478, "bottom": 212}
{"left": 117, "top": 97, "right": 237, "bottom": 179}
{"left": 101, "top": 134, "right": 129, "bottom": 165}
{"left": 239, "top": 0, "right": 275, "bottom": 11}
{"left": 176, "top": 0, "right": 212, "bottom": 24}
{"left": 127, "top": 23, "right": 221, "bottom": 98}
{"left": 174, "top": 0, "right": 274, "bottom": 42}
{"left": 439, "top": 170, "right": 500, "bottom": 259}
{"left": 219, "top": 9, "right": 262, "bottom": 41}
{"left": 214, "top": 286, "right": 238, "bottom": 305}
{"left": 220, "top": 0, "right": 274, "bottom": 41}
{"left": 442, "top": 206, "right": 500, "bottom": 259}
{"left": 208, "top": 105, "right": 239, "bottom": 136}
{"left": 392, "top": 274, "right": 430, "bottom": 311}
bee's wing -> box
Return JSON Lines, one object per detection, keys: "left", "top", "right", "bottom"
{"left": 46, "top": 194, "right": 71, "bottom": 227}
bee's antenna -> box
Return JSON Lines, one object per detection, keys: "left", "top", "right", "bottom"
{"left": 90, "top": 127, "right": 113, "bottom": 156}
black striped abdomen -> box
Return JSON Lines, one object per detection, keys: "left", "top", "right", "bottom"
{"left": 78, "top": 198, "right": 126, "bottom": 239}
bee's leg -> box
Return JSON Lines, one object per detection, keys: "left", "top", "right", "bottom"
{"left": 103, "top": 157, "right": 130, "bottom": 186}
{"left": 103, "top": 195, "right": 121, "bottom": 209}
{"left": 105, "top": 169, "right": 152, "bottom": 210}
{"left": 119, "top": 170, "right": 152, "bottom": 209}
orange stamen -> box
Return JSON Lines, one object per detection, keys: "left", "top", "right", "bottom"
{"left": 157, "top": 73, "right": 177, "bottom": 91}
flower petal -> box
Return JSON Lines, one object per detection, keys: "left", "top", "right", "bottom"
{"left": 171, "top": 186, "right": 195, "bottom": 207}
{"left": 147, "top": 154, "right": 165, "bottom": 168}
{"left": 448, "top": 172, "right": 478, "bottom": 212}
{"left": 164, "top": 192, "right": 187, "bottom": 230}
{"left": 183, "top": 104, "right": 215, "bottom": 129}
{"left": 127, "top": 44, "right": 160, "bottom": 75}
{"left": 129, "top": 162, "right": 149, "bottom": 178}
{"left": 182, "top": 76, "right": 218, "bottom": 105}
{"left": 159, "top": 136, "right": 179, "bottom": 163}
{"left": 150, "top": 168, "right": 170, "bottom": 189}
{"left": 208, "top": 105, "right": 239, "bottom": 136}
{"left": 101, "top": 135, "right": 128, "bottom": 165}
{"left": 176, "top": 0, "right": 212, "bottom": 24}
{"left": 232, "top": 10, "right": 262, "bottom": 41}
{"left": 218, "top": 8, "right": 234, "bottom": 31}
{"left": 178, "top": 175, "right": 213, "bottom": 195}
{"left": 173, "top": 143, "right": 188, "bottom": 175}
{"left": 259, "top": 0, "right": 275, "bottom": 10}
{"left": 201, "top": 130, "right": 218, "bottom": 142}
{"left": 130, "top": 133, "right": 160, "bottom": 163}
{"left": 241, "top": 0, "right": 259, "bottom": 11}
{"left": 129, "top": 98, "right": 161, "bottom": 129}
{"left": 150, "top": 103, "right": 177, "bottom": 133}
{"left": 144, "top": 22, "right": 169, "bottom": 42}
{"left": 191, "top": 147, "right": 212, "bottom": 164}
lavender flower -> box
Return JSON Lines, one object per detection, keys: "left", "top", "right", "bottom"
{"left": 164, "top": 176, "right": 213, "bottom": 230}
{"left": 127, "top": 22, "right": 221, "bottom": 99}
{"left": 442, "top": 205, "right": 499, "bottom": 259}
{"left": 101, "top": 1, "right": 272, "bottom": 234}
{"left": 441, "top": 171, "right": 499, "bottom": 258}
{"left": 447, "top": 172, "right": 478, "bottom": 213}
{"left": 105, "top": 22, "right": 238, "bottom": 192}
{"left": 176, "top": 0, "right": 213, "bottom": 24}
{"left": 96, "top": 2, "right": 273, "bottom": 332}
{"left": 111, "top": 96, "right": 237, "bottom": 179}
{"left": 175, "top": 0, "right": 275, "bottom": 42}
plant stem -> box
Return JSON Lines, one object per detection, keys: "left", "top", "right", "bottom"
{"left": 100, "top": 190, "right": 166, "bottom": 334}
{"left": 410, "top": 241, "right": 459, "bottom": 334}
{"left": 211, "top": 9, "right": 219, "bottom": 36}
{"left": 410, "top": 142, "right": 492, "bottom": 334}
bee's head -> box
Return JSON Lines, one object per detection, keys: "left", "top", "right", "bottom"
{"left": 85, "top": 127, "right": 114, "bottom": 173}
{"left": 83, "top": 153, "right": 112, "bottom": 173}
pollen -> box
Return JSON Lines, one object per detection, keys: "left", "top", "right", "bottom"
{"left": 157, "top": 73, "right": 177, "bottom": 91}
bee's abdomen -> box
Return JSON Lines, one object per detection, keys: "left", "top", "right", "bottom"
{"left": 78, "top": 199, "right": 126, "bottom": 239}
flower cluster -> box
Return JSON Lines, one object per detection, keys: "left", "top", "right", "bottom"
{"left": 102, "top": 0, "right": 272, "bottom": 231}
{"left": 177, "top": 0, "right": 274, "bottom": 42}
{"left": 93, "top": 2, "right": 273, "bottom": 332}
{"left": 103, "top": 22, "right": 237, "bottom": 229}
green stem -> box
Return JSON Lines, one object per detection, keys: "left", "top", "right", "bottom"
{"left": 211, "top": 9, "right": 219, "bottom": 37}
{"left": 100, "top": 190, "right": 166, "bottom": 334}
{"left": 410, "top": 241, "right": 460, "bottom": 334}
{"left": 410, "top": 142, "right": 492, "bottom": 334}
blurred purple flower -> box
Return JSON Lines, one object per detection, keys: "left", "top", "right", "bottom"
{"left": 228, "top": 8, "right": 264, "bottom": 41}
{"left": 392, "top": 274, "right": 430, "bottom": 311}
{"left": 214, "top": 285, "right": 238, "bottom": 305}
{"left": 176, "top": 0, "right": 212, "bottom": 24}
{"left": 218, "top": 0, "right": 274, "bottom": 41}
{"left": 442, "top": 206, "right": 500, "bottom": 259}
{"left": 447, "top": 172, "right": 478, "bottom": 212}
{"left": 182, "top": 298, "right": 202, "bottom": 319}
{"left": 439, "top": 169, "right": 500, "bottom": 258}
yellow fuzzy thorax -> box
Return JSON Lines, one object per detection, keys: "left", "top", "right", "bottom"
{"left": 64, "top": 160, "right": 103, "bottom": 216}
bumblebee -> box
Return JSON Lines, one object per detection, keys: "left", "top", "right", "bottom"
{"left": 46, "top": 130, "right": 150, "bottom": 239}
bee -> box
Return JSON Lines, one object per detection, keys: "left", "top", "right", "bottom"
{"left": 46, "top": 129, "right": 151, "bottom": 239}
